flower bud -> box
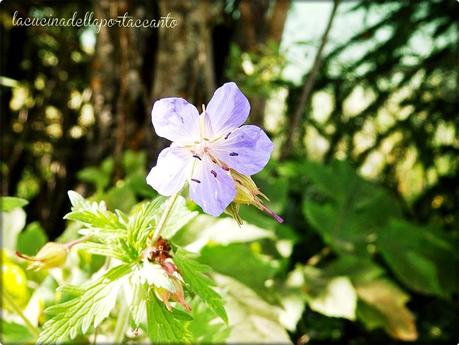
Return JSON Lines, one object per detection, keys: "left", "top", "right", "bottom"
{"left": 227, "top": 169, "right": 284, "bottom": 224}
{"left": 16, "top": 242, "right": 68, "bottom": 271}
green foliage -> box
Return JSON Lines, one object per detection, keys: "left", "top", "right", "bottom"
{"left": 199, "top": 243, "right": 280, "bottom": 301}
{"left": 378, "top": 220, "right": 457, "bottom": 297}
{"left": 303, "top": 160, "right": 401, "bottom": 256}
{"left": 174, "top": 249, "right": 228, "bottom": 322}
{"left": 17, "top": 222, "right": 48, "bottom": 256}
{"left": 1, "top": 320, "right": 35, "bottom": 343}
{"left": 0, "top": 196, "right": 28, "bottom": 212}
{"left": 146, "top": 289, "right": 191, "bottom": 344}
{"left": 39, "top": 264, "right": 132, "bottom": 343}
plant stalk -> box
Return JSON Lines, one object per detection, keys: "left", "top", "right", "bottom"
{"left": 152, "top": 193, "right": 179, "bottom": 240}
{"left": 113, "top": 297, "right": 130, "bottom": 344}
{"left": 2, "top": 289, "right": 40, "bottom": 339}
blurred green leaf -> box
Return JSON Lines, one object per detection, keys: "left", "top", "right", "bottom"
{"left": 123, "top": 150, "right": 146, "bottom": 175}
{"left": 199, "top": 243, "right": 279, "bottom": 301}
{"left": 17, "top": 222, "right": 48, "bottom": 255}
{"left": 377, "top": 220, "right": 457, "bottom": 297}
{"left": 0, "top": 196, "right": 28, "bottom": 212}
{"left": 187, "top": 298, "right": 230, "bottom": 343}
{"left": 356, "top": 278, "right": 417, "bottom": 341}
{"left": 214, "top": 274, "right": 291, "bottom": 343}
{"left": 303, "top": 160, "right": 401, "bottom": 256}
{"left": 0, "top": 320, "right": 35, "bottom": 343}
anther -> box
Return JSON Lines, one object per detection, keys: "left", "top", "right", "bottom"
{"left": 192, "top": 154, "right": 202, "bottom": 160}
{"left": 210, "top": 170, "right": 217, "bottom": 178}
{"left": 229, "top": 152, "right": 239, "bottom": 156}
{"left": 191, "top": 178, "right": 201, "bottom": 183}
{"left": 224, "top": 132, "right": 232, "bottom": 140}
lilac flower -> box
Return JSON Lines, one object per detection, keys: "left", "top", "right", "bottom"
{"left": 147, "top": 82, "right": 273, "bottom": 217}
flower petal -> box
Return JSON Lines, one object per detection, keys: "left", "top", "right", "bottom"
{"left": 205, "top": 82, "right": 250, "bottom": 137}
{"left": 152, "top": 98, "right": 200, "bottom": 142}
{"left": 189, "top": 157, "right": 236, "bottom": 216}
{"left": 211, "top": 125, "right": 273, "bottom": 175}
{"left": 146, "top": 147, "right": 192, "bottom": 196}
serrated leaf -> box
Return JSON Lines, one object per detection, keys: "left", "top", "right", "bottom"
{"left": 0, "top": 196, "right": 28, "bottom": 212}
{"left": 146, "top": 290, "right": 190, "bottom": 343}
{"left": 127, "top": 197, "right": 165, "bottom": 250}
{"left": 38, "top": 264, "right": 132, "bottom": 344}
{"left": 75, "top": 241, "right": 127, "bottom": 261}
{"left": 174, "top": 249, "right": 228, "bottom": 322}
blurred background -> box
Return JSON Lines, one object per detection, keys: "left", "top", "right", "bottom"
{"left": 1, "top": 0, "right": 458, "bottom": 344}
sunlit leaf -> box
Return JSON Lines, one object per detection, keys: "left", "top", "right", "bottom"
{"left": 146, "top": 289, "right": 190, "bottom": 343}
{"left": 174, "top": 249, "right": 227, "bottom": 322}
{"left": 356, "top": 278, "right": 417, "bottom": 341}
{"left": 0, "top": 196, "right": 28, "bottom": 212}
{"left": 38, "top": 264, "right": 132, "bottom": 343}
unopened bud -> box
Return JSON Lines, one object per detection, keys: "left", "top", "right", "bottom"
{"left": 227, "top": 169, "right": 284, "bottom": 224}
{"left": 16, "top": 242, "right": 68, "bottom": 271}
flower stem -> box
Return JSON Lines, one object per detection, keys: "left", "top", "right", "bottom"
{"left": 152, "top": 193, "right": 179, "bottom": 240}
{"left": 2, "top": 289, "right": 40, "bottom": 339}
{"left": 113, "top": 298, "right": 129, "bottom": 344}
{"left": 65, "top": 234, "right": 92, "bottom": 250}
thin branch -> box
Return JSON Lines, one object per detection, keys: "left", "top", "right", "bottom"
{"left": 280, "top": 0, "right": 341, "bottom": 159}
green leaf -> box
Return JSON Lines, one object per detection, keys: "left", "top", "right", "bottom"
{"left": 356, "top": 278, "right": 417, "bottom": 341}
{"left": 123, "top": 150, "right": 146, "bottom": 175}
{"left": 377, "top": 220, "right": 457, "bottom": 297}
{"left": 146, "top": 289, "right": 190, "bottom": 344}
{"left": 65, "top": 191, "right": 125, "bottom": 232}
{"left": 75, "top": 241, "right": 127, "bottom": 261}
{"left": 198, "top": 243, "right": 279, "bottom": 301}
{"left": 127, "top": 197, "right": 165, "bottom": 250}
{"left": 174, "top": 249, "right": 228, "bottom": 322}
{"left": 38, "top": 264, "right": 132, "bottom": 343}
{"left": 1, "top": 320, "right": 34, "bottom": 343}
{"left": 290, "top": 266, "right": 357, "bottom": 320}
{"left": 303, "top": 160, "right": 402, "bottom": 256}
{"left": 0, "top": 196, "right": 28, "bottom": 212}
{"left": 105, "top": 183, "right": 137, "bottom": 212}
{"left": 214, "top": 274, "right": 292, "bottom": 343}
{"left": 77, "top": 158, "right": 113, "bottom": 192}
{"left": 187, "top": 298, "right": 230, "bottom": 343}
{"left": 308, "top": 276, "right": 357, "bottom": 320}
{"left": 17, "top": 222, "right": 48, "bottom": 255}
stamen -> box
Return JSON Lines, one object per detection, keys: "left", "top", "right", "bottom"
{"left": 192, "top": 154, "right": 202, "bottom": 160}
{"left": 229, "top": 152, "right": 239, "bottom": 156}
{"left": 224, "top": 132, "right": 232, "bottom": 140}
{"left": 191, "top": 178, "right": 201, "bottom": 183}
{"left": 210, "top": 170, "right": 217, "bottom": 178}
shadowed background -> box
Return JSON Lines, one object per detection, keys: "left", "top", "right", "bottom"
{"left": 1, "top": 0, "right": 457, "bottom": 344}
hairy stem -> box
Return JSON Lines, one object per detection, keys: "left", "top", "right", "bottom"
{"left": 152, "top": 193, "right": 179, "bottom": 240}
{"left": 2, "top": 289, "right": 40, "bottom": 338}
{"left": 65, "top": 234, "right": 92, "bottom": 250}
